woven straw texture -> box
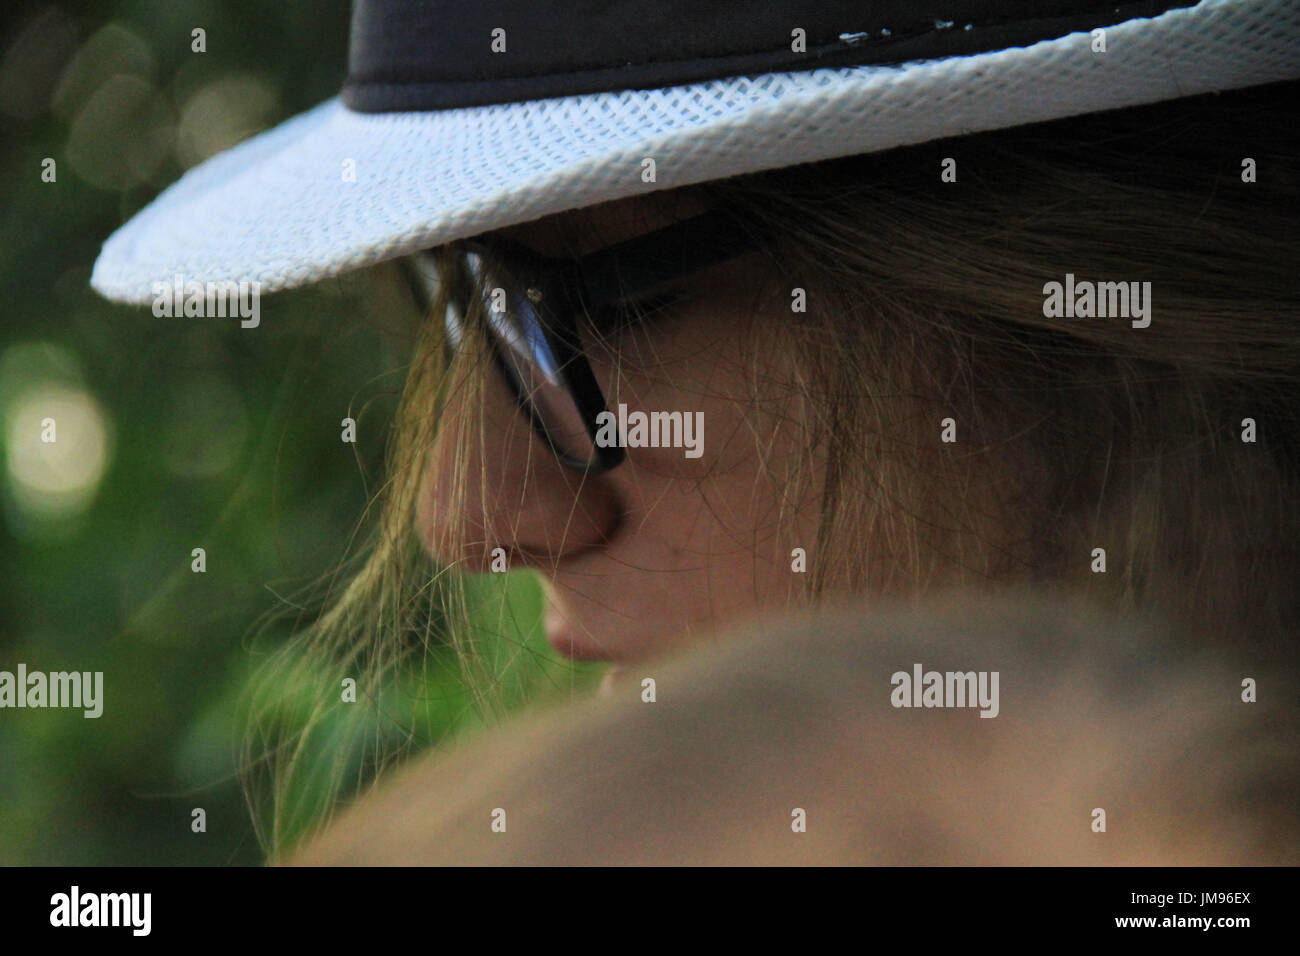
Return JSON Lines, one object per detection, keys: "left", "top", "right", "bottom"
{"left": 92, "top": 0, "right": 1300, "bottom": 303}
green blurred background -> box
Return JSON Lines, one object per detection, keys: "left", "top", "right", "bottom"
{"left": 0, "top": 0, "right": 591, "bottom": 864}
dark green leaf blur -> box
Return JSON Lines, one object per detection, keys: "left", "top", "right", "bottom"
{"left": 0, "top": 1, "right": 587, "bottom": 865}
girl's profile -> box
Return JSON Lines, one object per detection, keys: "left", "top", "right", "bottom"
{"left": 71, "top": 0, "right": 1300, "bottom": 870}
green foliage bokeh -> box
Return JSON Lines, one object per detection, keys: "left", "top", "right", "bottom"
{"left": 0, "top": 0, "right": 597, "bottom": 864}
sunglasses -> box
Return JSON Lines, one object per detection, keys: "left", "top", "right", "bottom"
{"left": 406, "top": 207, "right": 760, "bottom": 475}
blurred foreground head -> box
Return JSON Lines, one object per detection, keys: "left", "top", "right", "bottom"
{"left": 292, "top": 589, "right": 1297, "bottom": 865}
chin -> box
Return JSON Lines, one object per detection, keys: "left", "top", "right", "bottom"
{"left": 543, "top": 599, "right": 684, "bottom": 664}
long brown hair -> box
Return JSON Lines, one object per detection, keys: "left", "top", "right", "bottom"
{"left": 243, "top": 79, "right": 1300, "bottom": 859}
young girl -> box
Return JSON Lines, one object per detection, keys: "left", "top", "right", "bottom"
{"left": 92, "top": 0, "right": 1300, "bottom": 863}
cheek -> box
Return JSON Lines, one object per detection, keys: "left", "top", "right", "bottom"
{"left": 587, "top": 305, "right": 821, "bottom": 562}
{"left": 588, "top": 304, "right": 780, "bottom": 483}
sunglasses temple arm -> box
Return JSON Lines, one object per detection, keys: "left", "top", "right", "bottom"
{"left": 576, "top": 209, "right": 755, "bottom": 308}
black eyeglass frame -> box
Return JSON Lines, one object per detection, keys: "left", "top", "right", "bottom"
{"left": 410, "top": 206, "right": 762, "bottom": 476}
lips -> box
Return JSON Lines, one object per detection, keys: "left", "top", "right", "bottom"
{"left": 543, "top": 588, "right": 609, "bottom": 661}
{"left": 598, "top": 665, "right": 627, "bottom": 697}
{"left": 542, "top": 591, "right": 626, "bottom": 694}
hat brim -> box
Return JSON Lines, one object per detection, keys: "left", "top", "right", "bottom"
{"left": 91, "top": 0, "right": 1300, "bottom": 304}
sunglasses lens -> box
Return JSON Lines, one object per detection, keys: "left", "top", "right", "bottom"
{"left": 460, "top": 250, "right": 598, "bottom": 467}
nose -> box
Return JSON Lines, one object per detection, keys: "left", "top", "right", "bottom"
{"left": 416, "top": 358, "right": 622, "bottom": 572}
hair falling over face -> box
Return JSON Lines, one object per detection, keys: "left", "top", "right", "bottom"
{"left": 243, "top": 80, "right": 1300, "bottom": 862}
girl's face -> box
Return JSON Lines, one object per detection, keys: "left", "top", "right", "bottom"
{"left": 415, "top": 194, "right": 824, "bottom": 665}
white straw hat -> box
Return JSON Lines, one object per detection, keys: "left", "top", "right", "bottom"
{"left": 91, "top": 0, "right": 1300, "bottom": 305}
